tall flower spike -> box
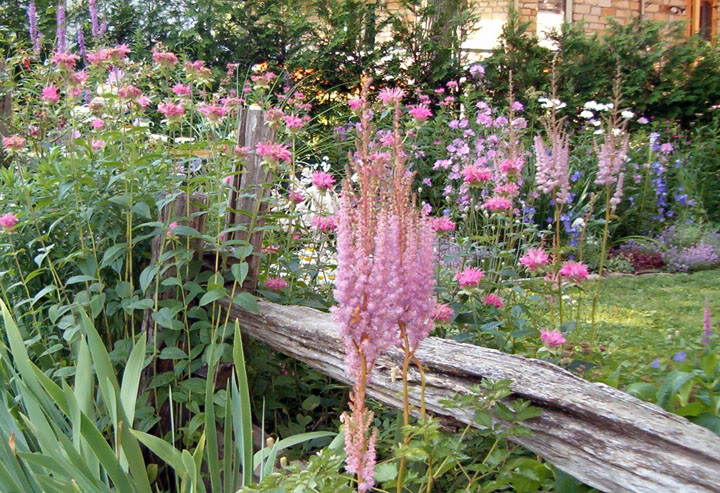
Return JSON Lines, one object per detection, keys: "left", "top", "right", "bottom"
{"left": 704, "top": 300, "right": 712, "bottom": 346}
{"left": 89, "top": 0, "right": 99, "bottom": 39}
{"left": 56, "top": 3, "right": 66, "bottom": 53}
{"left": 332, "top": 79, "right": 436, "bottom": 492}
{"left": 28, "top": 1, "right": 40, "bottom": 53}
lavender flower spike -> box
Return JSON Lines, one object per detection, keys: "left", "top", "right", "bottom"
{"left": 28, "top": 1, "right": 40, "bottom": 53}
{"left": 89, "top": 0, "right": 99, "bottom": 39}
{"left": 704, "top": 300, "right": 712, "bottom": 346}
{"left": 56, "top": 2, "right": 66, "bottom": 53}
{"left": 77, "top": 27, "right": 87, "bottom": 63}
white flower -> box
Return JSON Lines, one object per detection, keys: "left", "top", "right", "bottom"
{"left": 584, "top": 100, "right": 599, "bottom": 110}
{"left": 590, "top": 119, "right": 602, "bottom": 127}
{"left": 174, "top": 136, "right": 195, "bottom": 144}
{"left": 612, "top": 128, "right": 622, "bottom": 136}
{"left": 621, "top": 110, "right": 635, "bottom": 119}
{"left": 539, "top": 97, "right": 566, "bottom": 109}
{"left": 572, "top": 217, "right": 585, "bottom": 229}
{"left": 580, "top": 110, "right": 594, "bottom": 119}
{"left": 593, "top": 129, "right": 603, "bottom": 135}
{"left": 149, "top": 134, "right": 168, "bottom": 143}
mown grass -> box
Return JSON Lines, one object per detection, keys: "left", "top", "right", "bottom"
{"left": 568, "top": 269, "right": 719, "bottom": 378}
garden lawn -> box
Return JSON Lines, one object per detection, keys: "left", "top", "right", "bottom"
{"left": 570, "top": 269, "right": 719, "bottom": 376}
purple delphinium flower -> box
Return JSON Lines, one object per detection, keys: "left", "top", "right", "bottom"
{"left": 89, "top": 0, "right": 99, "bottom": 39}
{"left": 28, "top": 1, "right": 40, "bottom": 53}
{"left": 673, "top": 351, "right": 686, "bottom": 362}
{"left": 56, "top": 3, "right": 66, "bottom": 53}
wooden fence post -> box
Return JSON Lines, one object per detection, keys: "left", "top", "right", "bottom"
{"left": 226, "top": 107, "right": 277, "bottom": 290}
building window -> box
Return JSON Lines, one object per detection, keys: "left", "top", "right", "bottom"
{"left": 688, "top": 0, "right": 716, "bottom": 40}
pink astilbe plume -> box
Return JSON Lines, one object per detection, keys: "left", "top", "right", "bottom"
{"left": 704, "top": 300, "right": 712, "bottom": 346}
{"left": 333, "top": 81, "right": 435, "bottom": 491}
{"left": 534, "top": 130, "right": 570, "bottom": 204}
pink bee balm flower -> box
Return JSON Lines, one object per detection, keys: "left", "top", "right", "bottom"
{"left": 118, "top": 85, "right": 142, "bottom": 100}
{"left": 91, "top": 139, "right": 105, "bottom": 151}
{"left": 288, "top": 189, "right": 305, "bottom": 204}
{"left": 42, "top": 85, "right": 60, "bottom": 103}
{"left": 432, "top": 303, "right": 454, "bottom": 322}
{"left": 348, "top": 98, "right": 364, "bottom": 111}
{"left": 483, "top": 196, "right": 513, "bottom": 212}
{"left": 559, "top": 260, "right": 589, "bottom": 281}
{"left": 264, "top": 277, "right": 288, "bottom": 291}
{"left": 152, "top": 49, "right": 178, "bottom": 67}
{"left": 312, "top": 215, "right": 339, "bottom": 232}
{"left": 90, "top": 118, "right": 104, "bottom": 129}
{"left": 135, "top": 95, "right": 151, "bottom": 109}
{"left": 283, "top": 114, "right": 304, "bottom": 130}
{"left": 223, "top": 175, "right": 234, "bottom": 186}
{"left": 167, "top": 221, "right": 179, "bottom": 237}
{"left": 483, "top": 293, "right": 504, "bottom": 308}
{"left": 541, "top": 330, "right": 566, "bottom": 347}
{"left": 52, "top": 51, "right": 79, "bottom": 70}
{"left": 378, "top": 87, "right": 405, "bottom": 105}
{"left": 312, "top": 171, "right": 336, "bottom": 190}
{"left": 408, "top": 104, "right": 433, "bottom": 122}
{"left": 519, "top": 248, "right": 550, "bottom": 272}
{"left": 455, "top": 267, "right": 484, "bottom": 287}
{"left": 462, "top": 164, "right": 492, "bottom": 184}
{"left": 107, "top": 44, "right": 130, "bottom": 61}
{"left": 172, "top": 83, "right": 192, "bottom": 96}
{"left": 198, "top": 104, "right": 228, "bottom": 122}
{"left": 255, "top": 142, "right": 291, "bottom": 164}
{"left": 0, "top": 213, "right": 19, "bottom": 231}
{"left": 2, "top": 135, "right": 26, "bottom": 151}
{"left": 87, "top": 49, "right": 110, "bottom": 65}
{"left": 430, "top": 216, "right": 456, "bottom": 232}
{"left": 158, "top": 101, "right": 185, "bottom": 123}
{"left": 499, "top": 158, "right": 523, "bottom": 175}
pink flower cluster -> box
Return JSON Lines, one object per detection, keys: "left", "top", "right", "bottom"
{"left": 519, "top": 248, "right": 550, "bottom": 272}
{"left": 462, "top": 164, "right": 492, "bottom": 184}
{"left": 430, "top": 216, "right": 456, "bottom": 232}
{"left": 408, "top": 104, "right": 432, "bottom": 122}
{"left": 264, "top": 277, "right": 288, "bottom": 291}
{"left": 256, "top": 142, "right": 291, "bottom": 164}
{"left": 541, "top": 330, "right": 566, "bottom": 347}
{"left": 378, "top": 87, "right": 405, "bottom": 105}
{"left": 559, "top": 260, "right": 589, "bottom": 281}
{"left": 455, "top": 267, "right": 484, "bottom": 287}
{"left": 311, "top": 215, "right": 338, "bottom": 232}
{"left": 158, "top": 101, "right": 185, "bottom": 123}
{"left": 482, "top": 196, "right": 513, "bottom": 212}
{"left": 52, "top": 51, "right": 79, "bottom": 71}
{"left": 42, "top": 85, "right": 60, "bottom": 103}
{"left": 483, "top": 293, "right": 504, "bottom": 309}
{"left": 312, "top": 171, "right": 336, "bottom": 190}
{"left": 432, "top": 303, "right": 454, "bottom": 322}
{"left": 198, "top": 104, "right": 228, "bottom": 122}
{"left": 2, "top": 135, "right": 26, "bottom": 151}
{"left": 152, "top": 49, "right": 178, "bottom": 68}
{"left": 0, "top": 213, "right": 19, "bottom": 231}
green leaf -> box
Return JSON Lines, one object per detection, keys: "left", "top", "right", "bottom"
{"left": 199, "top": 288, "right": 228, "bottom": 307}
{"left": 139, "top": 265, "right": 160, "bottom": 293}
{"left": 132, "top": 201, "right": 152, "bottom": 219}
{"left": 66, "top": 275, "right": 95, "bottom": 285}
{"left": 31, "top": 285, "right": 56, "bottom": 306}
{"left": 233, "top": 292, "right": 259, "bottom": 314}
{"left": 159, "top": 347, "right": 188, "bottom": 359}
{"left": 232, "top": 323, "right": 253, "bottom": 486}
{"left": 120, "top": 333, "right": 146, "bottom": 428}
{"left": 374, "top": 462, "right": 397, "bottom": 483}
{"left": 101, "top": 243, "right": 127, "bottom": 269}
{"left": 231, "top": 263, "right": 249, "bottom": 284}
{"left": 656, "top": 371, "right": 695, "bottom": 409}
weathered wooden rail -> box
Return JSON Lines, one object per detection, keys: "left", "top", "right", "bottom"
{"left": 218, "top": 298, "right": 720, "bottom": 493}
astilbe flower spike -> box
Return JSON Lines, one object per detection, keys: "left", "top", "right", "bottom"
{"left": 332, "top": 81, "right": 435, "bottom": 492}
{"left": 534, "top": 129, "right": 570, "bottom": 204}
